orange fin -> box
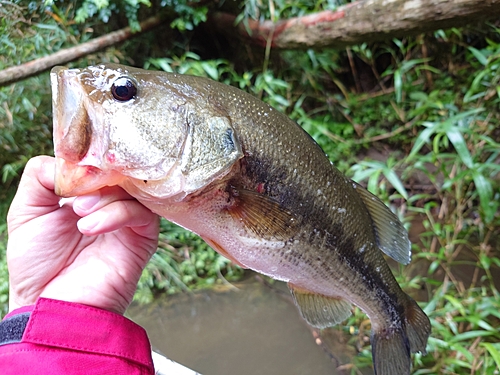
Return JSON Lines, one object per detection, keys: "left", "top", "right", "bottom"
{"left": 227, "top": 188, "right": 298, "bottom": 240}
{"left": 204, "top": 238, "right": 247, "bottom": 268}
{"left": 288, "top": 283, "right": 351, "bottom": 328}
{"left": 353, "top": 181, "right": 411, "bottom": 265}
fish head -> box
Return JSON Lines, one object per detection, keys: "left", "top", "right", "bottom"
{"left": 51, "top": 64, "right": 242, "bottom": 199}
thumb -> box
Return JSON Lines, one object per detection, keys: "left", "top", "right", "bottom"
{"left": 7, "top": 156, "right": 59, "bottom": 233}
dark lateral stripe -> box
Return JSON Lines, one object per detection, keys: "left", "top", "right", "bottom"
{"left": 330, "top": 229, "right": 405, "bottom": 323}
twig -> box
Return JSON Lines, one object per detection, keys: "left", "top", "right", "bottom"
{"left": 354, "top": 79, "right": 425, "bottom": 102}
{"left": 0, "top": 15, "right": 165, "bottom": 87}
{"left": 346, "top": 47, "right": 361, "bottom": 93}
{"left": 351, "top": 117, "right": 418, "bottom": 144}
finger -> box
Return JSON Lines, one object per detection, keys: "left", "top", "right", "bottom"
{"left": 77, "top": 198, "right": 159, "bottom": 239}
{"left": 72, "top": 186, "right": 135, "bottom": 216}
{"left": 7, "top": 156, "right": 59, "bottom": 232}
{"left": 11, "top": 156, "right": 57, "bottom": 206}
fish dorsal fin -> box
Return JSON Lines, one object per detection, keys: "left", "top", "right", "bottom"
{"left": 352, "top": 181, "right": 411, "bottom": 265}
{"left": 227, "top": 188, "right": 299, "bottom": 240}
{"left": 288, "top": 283, "right": 352, "bottom": 328}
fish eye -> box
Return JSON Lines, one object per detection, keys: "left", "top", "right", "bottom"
{"left": 111, "top": 77, "right": 137, "bottom": 102}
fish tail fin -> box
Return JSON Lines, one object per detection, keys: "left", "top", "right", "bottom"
{"left": 371, "top": 297, "right": 430, "bottom": 375}
{"left": 371, "top": 327, "right": 411, "bottom": 375}
{"left": 404, "top": 297, "right": 431, "bottom": 355}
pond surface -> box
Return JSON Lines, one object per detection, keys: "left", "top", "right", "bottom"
{"left": 127, "top": 275, "right": 357, "bottom": 375}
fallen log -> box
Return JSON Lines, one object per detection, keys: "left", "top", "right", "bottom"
{"left": 208, "top": 0, "right": 500, "bottom": 49}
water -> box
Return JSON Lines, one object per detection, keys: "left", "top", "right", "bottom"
{"left": 127, "top": 276, "right": 353, "bottom": 375}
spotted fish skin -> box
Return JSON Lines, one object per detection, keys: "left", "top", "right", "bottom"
{"left": 51, "top": 64, "right": 431, "bottom": 375}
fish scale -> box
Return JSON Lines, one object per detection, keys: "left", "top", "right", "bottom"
{"left": 51, "top": 63, "right": 431, "bottom": 375}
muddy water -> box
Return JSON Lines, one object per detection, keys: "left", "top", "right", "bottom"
{"left": 127, "top": 276, "right": 355, "bottom": 375}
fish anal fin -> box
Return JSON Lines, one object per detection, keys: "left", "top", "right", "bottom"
{"left": 288, "top": 283, "right": 351, "bottom": 329}
{"left": 227, "top": 188, "right": 298, "bottom": 240}
{"left": 353, "top": 181, "right": 411, "bottom": 265}
{"left": 204, "top": 238, "right": 247, "bottom": 269}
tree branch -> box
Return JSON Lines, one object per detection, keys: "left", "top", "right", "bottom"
{"left": 208, "top": 0, "right": 500, "bottom": 49}
{"left": 0, "top": 15, "right": 164, "bottom": 87}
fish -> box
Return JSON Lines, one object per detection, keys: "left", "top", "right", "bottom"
{"left": 51, "top": 63, "right": 431, "bottom": 375}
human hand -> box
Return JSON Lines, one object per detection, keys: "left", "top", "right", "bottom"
{"left": 6, "top": 156, "right": 159, "bottom": 314}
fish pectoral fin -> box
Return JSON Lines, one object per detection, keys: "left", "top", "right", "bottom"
{"left": 353, "top": 181, "right": 412, "bottom": 265}
{"left": 227, "top": 188, "right": 298, "bottom": 240}
{"left": 288, "top": 283, "right": 352, "bottom": 329}
{"left": 204, "top": 238, "right": 247, "bottom": 269}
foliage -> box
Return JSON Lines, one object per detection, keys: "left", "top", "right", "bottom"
{"left": 45, "top": 0, "right": 208, "bottom": 31}
{"left": 0, "top": 3, "right": 58, "bottom": 220}
{"left": 0, "top": 1, "right": 499, "bottom": 374}
{"left": 337, "top": 30, "right": 500, "bottom": 375}
{"left": 237, "top": 0, "right": 352, "bottom": 22}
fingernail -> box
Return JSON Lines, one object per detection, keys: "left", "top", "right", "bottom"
{"left": 78, "top": 212, "right": 106, "bottom": 232}
{"left": 74, "top": 192, "right": 101, "bottom": 211}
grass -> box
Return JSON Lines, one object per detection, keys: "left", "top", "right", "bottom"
{"left": 0, "top": 2, "right": 499, "bottom": 374}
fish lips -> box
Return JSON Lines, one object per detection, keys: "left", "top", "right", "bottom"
{"left": 51, "top": 66, "right": 124, "bottom": 197}
{"left": 51, "top": 67, "right": 86, "bottom": 160}
{"left": 54, "top": 157, "right": 126, "bottom": 197}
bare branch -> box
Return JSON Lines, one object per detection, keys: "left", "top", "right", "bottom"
{"left": 0, "top": 15, "right": 164, "bottom": 87}
{"left": 209, "top": 0, "right": 500, "bottom": 50}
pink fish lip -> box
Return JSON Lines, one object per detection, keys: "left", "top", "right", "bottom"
{"left": 54, "top": 156, "right": 127, "bottom": 198}
{"left": 54, "top": 157, "right": 99, "bottom": 197}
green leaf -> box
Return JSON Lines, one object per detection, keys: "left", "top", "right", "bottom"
{"left": 383, "top": 168, "right": 408, "bottom": 199}
{"left": 468, "top": 46, "right": 489, "bottom": 66}
{"left": 444, "top": 295, "right": 466, "bottom": 316}
{"left": 450, "top": 330, "right": 496, "bottom": 343}
{"left": 394, "top": 69, "right": 402, "bottom": 103}
{"left": 201, "top": 62, "right": 219, "bottom": 80}
{"left": 351, "top": 167, "right": 377, "bottom": 183}
{"left": 445, "top": 127, "right": 473, "bottom": 168}
{"left": 409, "top": 123, "right": 437, "bottom": 158}
{"left": 482, "top": 343, "right": 500, "bottom": 369}
{"left": 472, "top": 171, "right": 496, "bottom": 224}
{"left": 367, "top": 169, "right": 382, "bottom": 194}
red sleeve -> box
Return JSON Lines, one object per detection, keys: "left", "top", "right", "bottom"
{"left": 0, "top": 297, "right": 154, "bottom": 375}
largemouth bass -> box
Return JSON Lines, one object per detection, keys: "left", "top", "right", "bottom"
{"left": 51, "top": 64, "right": 430, "bottom": 375}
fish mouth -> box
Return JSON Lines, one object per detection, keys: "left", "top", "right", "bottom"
{"left": 54, "top": 157, "right": 126, "bottom": 197}
{"left": 55, "top": 158, "right": 100, "bottom": 197}
{"left": 51, "top": 66, "right": 125, "bottom": 197}
{"left": 51, "top": 67, "right": 86, "bottom": 161}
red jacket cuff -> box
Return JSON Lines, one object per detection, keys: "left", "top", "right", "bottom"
{"left": 25, "top": 298, "right": 153, "bottom": 367}
{"left": 3, "top": 304, "right": 35, "bottom": 319}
